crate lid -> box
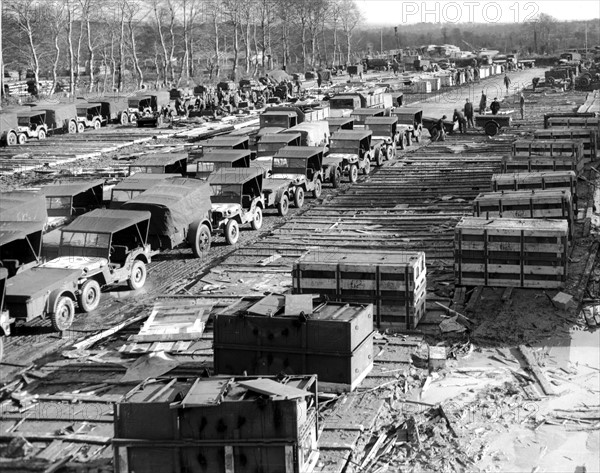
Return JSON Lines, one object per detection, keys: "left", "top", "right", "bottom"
{"left": 475, "top": 189, "right": 572, "bottom": 202}
{"left": 456, "top": 217, "right": 569, "bottom": 231}
{"left": 297, "top": 249, "right": 424, "bottom": 266}
{"left": 492, "top": 171, "right": 576, "bottom": 181}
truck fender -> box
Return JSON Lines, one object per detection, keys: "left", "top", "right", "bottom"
{"left": 133, "top": 253, "right": 149, "bottom": 265}
{"left": 47, "top": 289, "right": 76, "bottom": 315}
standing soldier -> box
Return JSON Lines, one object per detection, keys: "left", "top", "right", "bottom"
{"left": 519, "top": 93, "right": 525, "bottom": 119}
{"left": 503, "top": 74, "right": 511, "bottom": 95}
{"left": 490, "top": 97, "right": 501, "bottom": 115}
{"left": 479, "top": 90, "right": 487, "bottom": 114}
{"left": 464, "top": 98, "right": 474, "bottom": 128}
{"left": 453, "top": 108, "right": 467, "bottom": 134}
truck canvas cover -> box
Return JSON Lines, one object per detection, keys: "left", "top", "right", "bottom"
{"left": 39, "top": 103, "right": 77, "bottom": 129}
{"left": 0, "top": 221, "right": 46, "bottom": 247}
{"left": 121, "top": 178, "right": 212, "bottom": 237}
{"left": 5, "top": 267, "right": 81, "bottom": 300}
{"left": 131, "top": 153, "right": 187, "bottom": 167}
{"left": 63, "top": 208, "right": 151, "bottom": 235}
{"left": 41, "top": 179, "right": 105, "bottom": 198}
{"left": 0, "top": 112, "right": 19, "bottom": 132}
{"left": 113, "top": 174, "right": 180, "bottom": 192}
{"left": 0, "top": 191, "right": 48, "bottom": 223}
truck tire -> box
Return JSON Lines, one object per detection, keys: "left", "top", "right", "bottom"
{"left": 332, "top": 167, "right": 341, "bottom": 189}
{"left": 313, "top": 179, "right": 322, "bottom": 198}
{"left": 349, "top": 164, "right": 358, "bottom": 183}
{"left": 93, "top": 119, "right": 101, "bottom": 130}
{"left": 38, "top": 129, "right": 46, "bottom": 140}
{"left": 251, "top": 207, "right": 263, "bottom": 230}
{"left": 78, "top": 279, "right": 101, "bottom": 313}
{"left": 68, "top": 120, "right": 77, "bottom": 134}
{"left": 406, "top": 132, "right": 412, "bottom": 146}
{"left": 77, "top": 122, "right": 85, "bottom": 133}
{"left": 375, "top": 148, "right": 383, "bottom": 166}
{"left": 120, "top": 113, "right": 128, "bottom": 125}
{"left": 189, "top": 222, "right": 211, "bottom": 258}
{"left": 399, "top": 133, "right": 407, "bottom": 150}
{"left": 129, "top": 114, "right": 137, "bottom": 125}
{"left": 387, "top": 144, "right": 396, "bottom": 160}
{"left": 363, "top": 159, "right": 371, "bottom": 175}
{"left": 128, "top": 260, "right": 147, "bottom": 290}
{"left": 484, "top": 121, "right": 499, "bottom": 136}
{"left": 225, "top": 220, "right": 239, "bottom": 245}
{"left": 277, "top": 193, "right": 290, "bottom": 216}
{"left": 17, "top": 134, "right": 26, "bottom": 145}
{"left": 51, "top": 296, "right": 75, "bottom": 331}
{"left": 294, "top": 187, "right": 305, "bottom": 208}
{"left": 6, "top": 131, "right": 17, "bottom": 146}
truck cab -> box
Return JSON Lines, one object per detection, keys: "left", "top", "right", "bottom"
{"left": 253, "top": 132, "right": 302, "bottom": 175}
{"left": 16, "top": 110, "right": 49, "bottom": 143}
{"left": 325, "top": 130, "right": 374, "bottom": 185}
{"left": 326, "top": 117, "right": 355, "bottom": 134}
{"left": 75, "top": 103, "right": 104, "bottom": 132}
{"left": 128, "top": 153, "right": 188, "bottom": 176}
{"left": 350, "top": 108, "right": 387, "bottom": 128}
{"left": 365, "top": 116, "right": 400, "bottom": 161}
{"left": 209, "top": 168, "right": 265, "bottom": 245}
{"left": 193, "top": 150, "right": 252, "bottom": 180}
{"left": 391, "top": 107, "right": 423, "bottom": 145}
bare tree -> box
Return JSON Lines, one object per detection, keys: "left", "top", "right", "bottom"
{"left": 124, "top": 0, "right": 146, "bottom": 89}
{"left": 306, "top": 0, "right": 329, "bottom": 68}
{"left": 339, "top": 0, "right": 362, "bottom": 64}
{"left": 223, "top": 0, "right": 243, "bottom": 81}
{"left": 45, "top": 3, "right": 67, "bottom": 95}
{"left": 150, "top": 0, "right": 170, "bottom": 85}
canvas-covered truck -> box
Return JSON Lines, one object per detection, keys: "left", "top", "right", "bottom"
{"left": 95, "top": 96, "right": 129, "bottom": 125}
{"left": 208, "top": 168, "right": 265, "bottom": 245}
{"left": 0, "top": 191, "right": 47, "bottom": 276}
{"left": 195, "top": 136, "right": 250, "bottom": 157}
{"left": 0, "top": 111, "right": 20, "bottom": 146}
{"left": 4, "top": 209, "right": 153, "bottom": 331}
{"left": 391, "top": 107, "right": 423, "bottom": 145}
{"left": 193, "top": 150, "right": 251, "bottom": 180}
{"left": 16, "top": 110, "right": 49, "bottom": 143}
{"left": 0, "top": 268, "right": 10, "bottom": 361}
{"left": 128, "top": 92, "right": 171, "bottom": 126}
{"left": 326, "top": 117, "right": 355, "bottom": 134}
{"left": 75, "top": 102, "right": 104, "bottom": 132}
{"left": 328, "top": 88, "right": 386, "bottom": 118}
{"left": 121, "top": 178, "right": 213, "bottom": 258}
{"left": 252, "top": 132, "right": 302, "bottom": 175}
{"left": 323, "top": 130, "right": 375, "bottom": 186}
{"left": 39, "top": 103, "right": 79, "bottom": 135}
{"left": 279, "top": 122, "right": 330, "bottom": 154}
{"left": 262, "top": 147, "right": 324, "bottom": 216}
{"left": 128, "top": 153, "right": 188, "bottom": 176}
{"left": 109, "top": 174, "right": 180, "bottom": 208}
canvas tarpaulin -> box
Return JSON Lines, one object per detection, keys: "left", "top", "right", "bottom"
{"left": 0, "top": 112, "right": 18, "bottom": 133}
{"left": 39, "top": 103, "right": 77, "bottom": 129}
{"left": 64, "top": 209, "right": 151, "bottom": 234}
{"left": 0, "top": 192, "right": 47, "bottom": 223}
{"left": 121, "top": 178, "right": 212, "bottom": 237}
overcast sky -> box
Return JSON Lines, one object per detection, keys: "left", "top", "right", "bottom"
{"left": 357, "top": 0, "right": 600, "bottom": 25}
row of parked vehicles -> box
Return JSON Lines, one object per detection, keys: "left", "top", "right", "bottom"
{"left": 0, "top": 101, "right": 425, "bottom": 359}
{"left": 0, "top": 91, "right": 191, "bottom": 147}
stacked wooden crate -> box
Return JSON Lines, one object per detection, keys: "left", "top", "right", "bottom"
{"left": 502, "top": 139, "right": 584, "bottom": 173}
{"left": 214, "top": 294, "right": 374, "bottom": 391}
{"left": 114, "top": 375, "right": 320, "bottom": 473}
{"left": 454, "top": 217, "right": 569, "bottom": 288}
{"left": 491, "top": 171, "right": 578, "bottom": 210}
{"left": 292, "top": 250, "right": 426, "bottom": 330}
{"left": 473, "top": 189, "right": 574, "bottom": 238}
{"left": 534, "top": 127, "right": 598, "bottom": 163}
{"left": 543, "top": 113, "right": 598, "bottom": 129}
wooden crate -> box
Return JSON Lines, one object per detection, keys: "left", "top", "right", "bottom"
{"left": 473, "top": 189, "right": 574, "bottom": 238}
{"left": 114, "top": 375, "right": 320, "bottom": 473}
{"left": 543, "top": 113, "right": 598, "bottom": 129}
{"left": 533, "top": 128, "right": 598, "bottom": 162}
{"left": 502, "top": 155, "right": 583, "bottom": 174}
{"left": 491, "top": 171, "right": 576, "bottom": 195}
{"left": 512, "top": 139, "right": 584, "bottom": 159}
{"left": 292, "top": 250, "right": 426, "bottom": 330}
{"left": 454, "top": 217, "right": 569, "bottom": 288}
{"left": 214, "top": 296, "right": 374, "bottom": 391}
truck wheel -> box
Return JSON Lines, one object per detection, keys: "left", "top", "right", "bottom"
{"left": 93, "top": 119, "right": 101, "bottom": 130}
{"left": 484, "top": 121, "right": 499, "bottom": 136}
{"left": 6, "top": 131, "right": 17, "bottom": 146}
{"left": 38, "top": 129, "right": 46, "bottom": 140}
{"left": 313, "top": 179, "right": 322, "bottom": 198}
{"left": 68, "top": 120, "right": 77, "bottom": 134}
{"left": 414, "top": 129, "right": 421, "bottom": 143}
{"left": 375, "top": 148, "right": 383, "bottom": 166}
{"left": 388, "top": 144, "right": 396, "bottom": 160}
{"left": 364, "top": 159, "right": 371, "bottom": 175}
{"left": 294, "top": 187, "right": 305, "bottom": 208}
{"left": 331, "top": 167, "right": 341, "bottom": 189}
{"left": 225, "top": 220, "right": 239, "bottom": 245}
{"left": 120, "top": 113, "right": 128, "bottom": 125}
{"left": 129, "top": 114, "right": 137, "bottom": 125}
{"left": 77, "top": 122, "right": 85, "bottom": 133}
{"left": 128, "top": 260, "right": 147, "bottom": 290}
{"left": 349, "top": 164, "right": 358, "bottom": 183}
{"left": 277, "top": 193, "right": 290, "bottom": 216}
{"left": 17, "top": 134, "right": 26, "bottom": 145}
{"left": 399, "top": 133, "right": 407, "bottom": 150}
{"left": 251, "top": 207, "right": 263, "bottom": 230}
{"left": 189, "top": 222, "right": 211, "bottom": 258}
{"left": 51, "top": 296, "right": 75, "bottom": 331}
{"left": 78, "top": 279, "right": 101, "bottom": 313}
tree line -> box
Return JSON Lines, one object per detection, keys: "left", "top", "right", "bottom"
{"left": 1, "top": 0, "right": 362, "bottom": 95}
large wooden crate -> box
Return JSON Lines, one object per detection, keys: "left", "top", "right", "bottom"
{"left": 473, "top": 189, "right": 574, "bottom": 238}
{"left": 114, "top": 375, "right": 319, "bottom": 473}
{"left": 502, "top": 155, "right": 583, "bottom": 174}
{"left": 292, "top": 250, "right": 426, "bottom": 330}
{"left": 512, "top": 139, "right": 584, "bottom": 159}
{"left": 543, "top": 113, "right": 598, "bottom": 130}
{"left": 491, "top": 171, "right": 576, "bottom": 195}
{"left": 454, "top": 217, "right": 569, "bottom": 288}
{"left": 214, "top": 296, "right": 374, "bottom": 391}
{"left": 533, "top": 128, "right": 598, "bottom": 162}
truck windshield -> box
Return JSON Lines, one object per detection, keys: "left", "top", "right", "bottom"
{"left": 129, "top": 166, "right": 164, "bottom": 174}
{"left": 17, "top": 117, "right": 31, "bottom": 127}
{"left": 46, "top": 196, "right": 71, "bottom": 210}
{"left": 112, "top": 190, "right": 136, "bottom": 202}
{"left": 211, "top": 184, "right": 240, "bottom": 199}
{"left": 61, "top": 231, "right": 110, "bottom": 249}
{"left": 330, "top": 140, "right": 356, "bottom": 152}
{"left": 273, "top": 157, "right": 304, "bottom": 168}
{"left": 197, "top": 162, "right": 215, "bottom": 173}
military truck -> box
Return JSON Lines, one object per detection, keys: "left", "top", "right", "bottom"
{"left": 128, "top": 153, "right": 188, "bottom": 176}
{"left": 75, "top": 103, "right": 104, "bottom": 131}
{"left": 391, "top": 107, "right": 423, "bottom": 145}
{"left": 109, "top": 174, "right": 180, "bottom": 208}
{"left": 323, "top": 130, "right": 375, "bottom": 185}
{"left": 328, "top": 88, "right": 386, "bottom": 118}
{"left": 15, "top": 110, "right": 49, "bottom": 143}
{"left": 94, "top": 96, "right": 130, "bottom": 125}
{"left": 208, "top": 169, "right": 265, "bottom": 245}
{"left": 193, "top": 150, "right": 252, "bottom": 180}
{"left": 365, "top": 116, "right": 401, "bottom": 159}
{"left": 0, "top": 111, "right": 20, "bottom": 146}
{"left": 5, "top": 209, "right": 153, "bottom": 331}
{"left": 121, "top": 178, "right": 213, "bottom": 258}
{"left": 128, "top": 92, "right": 171, "bottom": 127}
{"left": 39, "top": 103, "right": 79, "bottom": 135}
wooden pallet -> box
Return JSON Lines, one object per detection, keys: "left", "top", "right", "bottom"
{"left": 454, "top": 217, "right": 569, "bottom": 288}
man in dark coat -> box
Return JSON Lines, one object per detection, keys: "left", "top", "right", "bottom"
{"left": 464, "top": 99, "right": 474, "bottom": 128}
{"left": 453, "top": 108, "right": 467, "bottom": 134}
{"left": 490, "top": 97, "right": 501, "bottom": 115}
{"left": 479, "top": 90, "right": 487, "bottom": 114}
{"left": 430, "top": 115, "right": 447, "bottom": 141}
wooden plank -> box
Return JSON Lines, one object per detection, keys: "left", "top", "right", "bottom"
{"left": 238, "top": 378, "right": 311, "bottom": 400}
{"left": 518, "top": 345, "right": 556, "bottom": 396}
{"left": 465, "top": 286, "right": 483, "bottom": 313}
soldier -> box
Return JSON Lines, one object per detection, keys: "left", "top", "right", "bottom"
{"left": 490, "top": 97, "right": 501, "bottom": 115}
{"left": 430, "top": 115, "right": 447, "bottom": 142}
{"left": 503, "top": 74, "right": 511, "bottom": 94}
{"left": 479, "top": 90, "right": 487, "bottom": 114}
{"left": 453, "top": 108, "right": 467, "bottom": 134}
{"left": 519, "top": 93, "right": 525, "bottom": 119}
{"left": 464, "top": 98, "right": 474, "bottom": 128}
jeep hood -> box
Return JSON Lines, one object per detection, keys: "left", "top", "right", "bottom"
{"left": 42, "top": 256, "right": 108, "bottom": 273}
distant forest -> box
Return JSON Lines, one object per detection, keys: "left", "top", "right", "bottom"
{"left": 1, "top": 0, "right": 598, "bottom": 96}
